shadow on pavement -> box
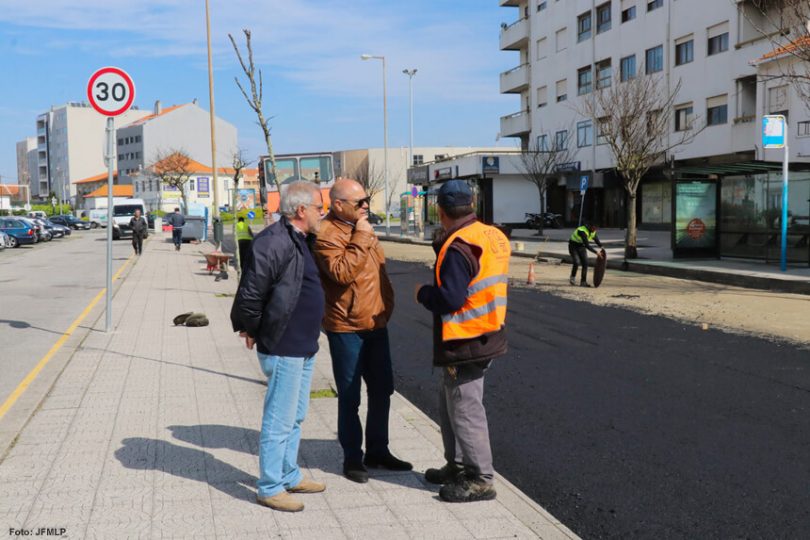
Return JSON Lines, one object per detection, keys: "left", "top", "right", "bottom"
{"left": 168, "top": 424, "right": 259, "bottom": 455}
{"left": 0, "top": 318, "right": 63, "bottom": 335}
{"left": 115, "top": 437, "right": 257, "bottom": 503}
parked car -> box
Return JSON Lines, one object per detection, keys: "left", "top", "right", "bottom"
{"left": 0, "top": 217, "right": 37, "bottom": 247}
{"left": 88, "top": 209, "right": 108, "bottom": 228}
{"left": 50, "top": 214, "right": 91, "bottom": 230}
{"left": 111, "top": 199, "right": 148, "bottom": 240}
{"left": 27, "top": 211, "right": 47, "bottom": 220}
{"left": 367, "top": 212, "right": 384, "bottom": 225}
{"left": 17, "top": 217, "right": 47, "bottom": 242}
{"left": 44, "top": 218, "right": 71, "bottom": 237}
{"left": 35, "top": 218, "right": 65, "bottom": 239}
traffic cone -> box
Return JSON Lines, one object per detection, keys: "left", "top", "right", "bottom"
{"left": 527, "top": 261, "right": 536, "bottom": 285}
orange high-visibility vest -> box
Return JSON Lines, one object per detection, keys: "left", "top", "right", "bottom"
{"left": 435, "top": 221, "right": 511, "bottom": 341}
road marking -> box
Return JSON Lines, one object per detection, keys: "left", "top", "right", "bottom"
{"left": 0, "top": 255, "right": 133, "bottom": 421}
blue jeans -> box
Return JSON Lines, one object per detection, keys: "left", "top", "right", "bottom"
{"left": 172, "top": 228, "right": 183, "bottom": 247}
{"left": 327, "top": 328, "right": 394, "bottom": 464}
{"left": 256, "top": 353, "right": 315, "bottom": 498}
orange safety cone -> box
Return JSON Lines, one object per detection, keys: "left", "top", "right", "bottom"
{"left": 526, "top": 261, "right": 536, "bottom": 285}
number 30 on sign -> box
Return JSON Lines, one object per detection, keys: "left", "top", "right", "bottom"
{"left": 86, "top": 67, "right": 136, "bottom": 117}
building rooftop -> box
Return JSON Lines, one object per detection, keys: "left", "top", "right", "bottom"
{"left": 74, "top": 171, "right": 118, "bottom": 184}
{"left": 84, "top": 185, "right": 133, "bottom": 198}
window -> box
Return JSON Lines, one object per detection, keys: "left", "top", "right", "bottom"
{"left": 647, "top": 0, "right": 662, "bottom": 11}
{"left": 413, "top": 154, "right": 424, "bottom": 166}
{"left": 798, "top": 121, "right": 810, "bottom": 137}
{"left": 645, "top": 45, "right": 663, "bottom": 73}
{"left": 577, "top": 121, "right": 593, "bottom": 147}
{"left": 555, "top": 130, "right": 568, "bottom": 150}
{"left": 537, "top": 134, "right": 550, "bottom": 152}
{"left": 596, "top": 59, "right": 612, "bottom": 89}
{"left": 135, "top": 135, "right": 141, "bottom": 143}
{"left": 675, "top": 38, "right": 694, "bottom": 66}
{"left": 706, "top": 95, "right": 728, "bottom": 126}
{"left": 538, "top": 1, "right": 547, "bottom": 11}
{"left": 675, "top": 104, "right": 694, "bottom": 131}
{"left": 768, "top": 85, "right": 789, "bottom": 113}
{"left": 189, "top": 179, "right": 195, "bottom": 191}
{"left": 708, "top": 33, "right": 729, "bottom": 55}
{"left": 597, "top": 117, "right": 610, "bottom": 145}
{"left": 556, "top": 28, "right": 567, "bottom": 52}
{"left": 596, "top": 3, "right": 612, "bottom": 34}
{"left": 577, "top": 12, "right": 592, "bottom": 42}
{"left": 622, "top": 6, "right": 636, "bottom": 22}
{"left": 536, "top": 37, "right": 548, "bottom": 60}
{"left": 537, "top": 86, "right": 548, "bottom": 108}
{"left": 620, "top": 54, "right": 636, "bottom": 81}
{"left": 578, "top": 66, "right": 592, "bottom": 95}
{"left": 117, "top": 138, "right": 123, "bottom": 146}
{"left": 556, "top": 79, "right": 568, "bottom": 102}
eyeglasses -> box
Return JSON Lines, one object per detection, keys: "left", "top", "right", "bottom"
{"left": 338, "top": 197, "right": 370, "bottom": 208}
{"left": 307, "top": 204, "right": 324, "bottom": 211}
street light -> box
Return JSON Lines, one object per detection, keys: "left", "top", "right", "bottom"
{"left": 402, "top": 69, "right": 417, "bottom": 168}
{"left": 361, "top": 53, "right": 390, "bottom": 236}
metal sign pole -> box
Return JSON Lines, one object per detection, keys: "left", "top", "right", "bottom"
{"left": 105, "top": 117, "right": 114, "bottom": 331}
{"left": 780, "top": 139, "right": 789, "bottom": 272}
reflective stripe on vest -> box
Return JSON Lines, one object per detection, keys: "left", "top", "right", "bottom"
{"left": 236, "top": 221, "right": 251, "bottom": 241}
{"left": 569, "top": 225, "right": 595, "bottom": 244}
{"left": 435, "top": 221, "right": 511, "bottom": 341}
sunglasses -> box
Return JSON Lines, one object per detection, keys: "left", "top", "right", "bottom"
{"left": 339, "top": 197, "right": 371, "bottom": 208}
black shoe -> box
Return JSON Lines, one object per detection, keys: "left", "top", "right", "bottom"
{"left": 580, "top": 282, "right": 592, "bottom": 288}
{"left": 424, "top": 463, "right": 464, "bottom": 485}
{"left": 343, "top": 462, "right": 368, "bottom": 483}
{"left": 439, "top": 477, "right": 497, "bottom": 503}
{"left": 364, "top": 453, "right": 413, "bottom": 471}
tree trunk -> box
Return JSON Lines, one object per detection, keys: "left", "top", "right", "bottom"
{"left": 232, "top": 177, "right": 240, "bottom": 279}
{"left": 625, "top": 193, "right": 638, "bottom": 259}
{"left": 180, "top": 188, "right": 188, "bottom": 216}
{"left": 535, "top": 185, "right": 545, "bottom": 236}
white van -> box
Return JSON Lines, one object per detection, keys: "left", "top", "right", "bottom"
{"left": 111, "top": 198, "right": 148, "bottom": 240}
{"left": 88, "top": 209, "right": 108, "bottom": 228}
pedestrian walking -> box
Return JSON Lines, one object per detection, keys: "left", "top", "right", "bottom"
{"left": 129, "top": 208, "right": 148, "bottom": 256}
{"left": 313, "top": 178, "right": 412, "bottom": 484}
{"left": 230, "top": 181, "right": 327, "bottom": 513}
{"left": 415, "top": 180, "right": 511, "bottom": 503}
{"left": 236, "top": 216, "right": 254, "bottom": 273}
{"left": 166, "top": 207, "right": 185, "bottom": 251}
{"left": 568, "top": 222, "right": 603, "bottom": 287}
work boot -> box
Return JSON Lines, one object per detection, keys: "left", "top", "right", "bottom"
{"left": 580, "top": 282, "right": 592, "bottom": 288}
{"left": 287, "top": 478, "right": 326, "bottom": 494}
{"left": 364, "top": 453, "right": 413, "bottom": 471}
{"left": 569, "top": 276, "right": 576, "bottom": 286}
{"left": 439, "top": 476, "right": 497, "bottom": 503}
{"left": 343, "top": 462, "right": 369, "bottom": 483}
{"left": 424, "top": 462, "right": 464, "bottom": 485}
{"left": 256, "top": 492, "right": 304, "bottom": 512}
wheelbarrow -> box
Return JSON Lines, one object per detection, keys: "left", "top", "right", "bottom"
{"left": 204, "top": 251, "right": 232, "bottom": 275}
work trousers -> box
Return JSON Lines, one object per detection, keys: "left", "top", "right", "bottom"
{"left": 568, "top": 242, "right": 589, "bottom": 283}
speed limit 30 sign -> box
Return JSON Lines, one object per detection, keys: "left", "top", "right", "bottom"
{"left": 86, "top": 67, "right": 135, "bottom": 117}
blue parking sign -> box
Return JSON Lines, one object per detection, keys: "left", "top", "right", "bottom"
{"left": 580, "top": 175, "right": 589, "bottom": 192}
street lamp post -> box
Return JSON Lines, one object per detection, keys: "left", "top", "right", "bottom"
{"left": 361, "top": 54, "right": 390, "bottom": 236}
{"left": 402, "top": 69, "right": 417, "bottom": 168}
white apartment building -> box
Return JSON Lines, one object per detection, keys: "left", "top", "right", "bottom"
{"left": 15, "top": 137, "right": 37, "bottom": 197}
{"left": 496, "top": 0, "right": 810, "bottom": 262}
{"left": 115, "top": 100, "right": 237, "bottom": 182}
{"left": 29, "top": 103, "right": 150, "bottom": 204}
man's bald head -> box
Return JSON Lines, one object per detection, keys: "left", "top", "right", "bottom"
{"left": 330, "top": 178, "right": 363, "bottom": 202}
{"left": 329, "top": 178, "right": 369, "bottom": 224}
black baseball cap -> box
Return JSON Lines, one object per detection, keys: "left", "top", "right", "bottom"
{"left": 437, "top": 180, "right": 473, "bottom": 208}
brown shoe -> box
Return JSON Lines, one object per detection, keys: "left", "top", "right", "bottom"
{"left": 287, "top": 478, "right": 326, "bottom": 494}
{"left": 256, "top": 492, "right": 304, "bottom": 512}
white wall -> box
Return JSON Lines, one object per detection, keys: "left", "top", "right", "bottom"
{"left": 493, "top": 175, "right": 541, "bottom": 224}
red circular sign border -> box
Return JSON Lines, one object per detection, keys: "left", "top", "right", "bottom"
{"left": 86, "top": 67, "right": 136, "bottom": 117}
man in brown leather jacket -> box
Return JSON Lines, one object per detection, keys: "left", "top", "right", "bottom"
{"left": 313, "top": 178, "right": 412, "bottom": 483}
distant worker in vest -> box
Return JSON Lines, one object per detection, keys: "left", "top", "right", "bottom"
{"left": 568, "top": 222, "right": 603, "bottom": 287}
{"left": 236, "top": 216, "right": 254, "bottom": 273}
{"left": 415, "top": 180, "right": 511, "bottom": 503}
{"left": 166, "top": 207, "right": 185, "bottom": 251}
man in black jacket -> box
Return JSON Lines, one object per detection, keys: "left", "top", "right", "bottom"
{"left": 230, "top": 181, "right": 326, "bottom": 513}
{"left": 166, "top": 207, "right": 185, "bottom": 251}
{"left": 129, "top": 208, "right": 148, "bottom": 255}
{"left": 416, "top": 180, "right": 511, "bottom": 503}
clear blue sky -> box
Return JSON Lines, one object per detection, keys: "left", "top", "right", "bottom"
{"left": 0, "top": 0, "right": 521, "bottom": 183}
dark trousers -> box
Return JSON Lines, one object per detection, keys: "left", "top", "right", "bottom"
{"left": 131, "top": 234, "right": 143, "bottom": 254}
{"left": 439, "top": 361, "right": 494, "bottom": 483}
{"left": 569, "top": 242, "right": 589, "bottom": 283}
{"left": 172, "top": 228, "right": 183, "bottom": 248}
{"left": 327, "top": 328, "right": 394, "bottom": 464}
{"left": 238, "top": 239, "right": 252, "bottom": 273}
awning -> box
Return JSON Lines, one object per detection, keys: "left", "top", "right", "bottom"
{"left": 676, "top": 161, "right": 785, "bottom": 176}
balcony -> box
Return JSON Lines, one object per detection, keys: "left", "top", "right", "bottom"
{"left": 731, "top": 115, "right": 756, "bottom": 153}
{"left": 499, "top": 0, "right": 520, "bottom": 6}
{"left": 500, "top": 110, "right": 531, "bottom": 138}
{"left": 500, "top": 63, "right": 530, "bottom": 94}
{"left": 500, "top": 18, "right": 529, "bottom": 51}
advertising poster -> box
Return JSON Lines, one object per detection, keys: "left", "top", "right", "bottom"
{"left": 197, "top": 177, "right": 210, "bottom": 198}
{"left": 675, "top": 181, "right": 716, "bottom": 249}
{"left": 236, "top": 189, "right": 256, "bottom": 211}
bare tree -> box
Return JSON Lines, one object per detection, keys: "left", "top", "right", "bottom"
{"left": 349, "top": 156, "right": 385, "bottom": 203}
{"left": 229, "top": 29, "right": 280, "bottom": 224}
{"left": 579, "top": 71, "right": 704, "bottom": 259}
{"left": 149, "top": 149, "right": 195, "bottom": 213}
{"left": 739, "top": 0, "right": 810, "bottom": 111}
{"left": 518, "top": 128, "right": 577, "bottom": 234}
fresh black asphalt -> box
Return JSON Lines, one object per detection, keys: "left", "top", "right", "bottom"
{"left": 385, "top": 258, "right": 810, "bottom": 539}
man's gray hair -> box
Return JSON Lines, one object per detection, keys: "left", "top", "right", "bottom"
{"left": 280, "top": 181, "right": 319, "bottom": 218}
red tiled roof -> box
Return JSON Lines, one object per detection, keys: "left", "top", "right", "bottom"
{"left": 757, "top": 36, "right": 810, "bottom": 62}
{"left": 84, "top": 185, "right": 134, "bottom": 198}
{"left": 75, "top": 171, "right": 117, "bottom": 184}
{"left": 125, "top": 104, "right": 188, "bottom": 127}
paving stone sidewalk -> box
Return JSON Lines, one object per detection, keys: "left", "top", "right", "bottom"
{"left": 0, "top": 232, "right": 578, "bottom": 539}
